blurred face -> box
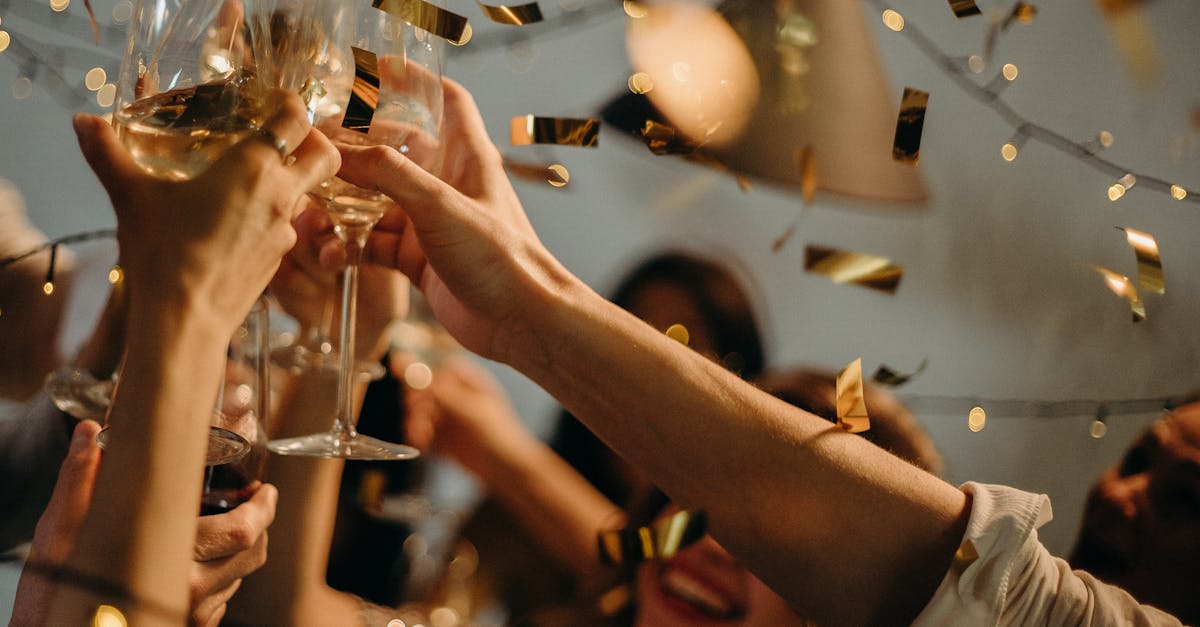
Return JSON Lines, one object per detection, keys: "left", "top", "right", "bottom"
{"left": 1070, "top": 403, "right": 1200, "bottom": 620}
{"left": 633, "top": 533, "right": 806, "bottom": 627}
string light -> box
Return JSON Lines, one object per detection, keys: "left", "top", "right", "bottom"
{"left": 967, "top": 54, "right": 985, "bottom": 74}
{"left": 1090, "top": 405, "right": 1108, "bottom": 439}
{"left": 107, "top": 264, "right": 123, "bottom": 285}
{"left": 42, "top": 243, "right": 57, "bottom": 296}
{"left": 1001, "top": 63, "right": 1018, "bottom": 81}
{"left": 0, "top": 31, "right": 10, "bottom": 54}
{"left": 865, "top": 0, "right": 1200, "bottom": 206}
{"left": 1000, "top": 127, "right": 1028, "bottom": 162}
{"left": 84, "top": 67, "right": 106, "bottom": 91}
{"left": 881, "top": 9, "right": 905, "bottom": 32}
{"left": 968, "top": 406, "right": 987, "bottom": 432}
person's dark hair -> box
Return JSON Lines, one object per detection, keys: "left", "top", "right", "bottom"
{"left": 553, "top": 251, "right": 766, "bottom": 506}
{"left": 754, "top": 367, "right": 943, "bottom": 476}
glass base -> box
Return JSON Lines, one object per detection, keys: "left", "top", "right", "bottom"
{"left": 97, "top": 425, "right": 249, "bottom": 466}
{"left": 270, "top": 343, "right": 386, "bottom": 381}
{"left": 267, "top": 432, "right": 420, "bottom": 460}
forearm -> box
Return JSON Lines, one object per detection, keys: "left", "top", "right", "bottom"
{"left": 509, "top": 282, "right": 971, "bottom": 626}
{"left": 48, "top": 304, "right": 228, "bottom": 625}
{"left": 478, "top": 426, "right": 624, "bottom": 579}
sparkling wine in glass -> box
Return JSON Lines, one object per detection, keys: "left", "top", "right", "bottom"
{"left": 268, "top": 3, "right": 442, "bottom": 460}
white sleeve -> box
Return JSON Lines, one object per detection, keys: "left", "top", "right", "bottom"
{"left": 913, "top": 482, "right": 1183, "bottom": 627}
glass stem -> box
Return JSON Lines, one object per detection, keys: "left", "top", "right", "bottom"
{"left": 332, "top": 223, "right": 371, "bottom": 445}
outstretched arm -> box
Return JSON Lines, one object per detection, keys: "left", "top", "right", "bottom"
{"left": 42, "top": 96, "right": 338, "bottom": 625}
{"left": 334, "top": 78, "right": 970, "bottom": 627}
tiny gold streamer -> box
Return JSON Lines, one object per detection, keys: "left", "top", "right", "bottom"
{"left": 804, "top": 245, "right": 904, "bottom": 294}
{"left": 893, "top": 87, "right": 929, "bottom": 164}
{"left": 872, "top": 358, "right": 928, "bottom": 387}
{"left": 597, "top": 509, "right": 707, "bottom": 566}
{"left": 477, "top": 0, "right": 543, "bottom": 25}
{"left": 1092, "top": 265, "right": 1146, "bottom": 322}
{"left": 341, "top": 47, "right": 380, "bottom": 134}
{"left": 1118, "top": 226, "right": 1164, "bottom": 295}
{"left": 372, "top": 0, "right": 473, "bottom": 45}
{"left": 836, "top": 358, "right": 871, "bottom": 433}
{"left": 510, "top": 115, "right": 600, "bottom": 147}
{"left": 948, "top": 0, "right": 982, "bottom": 18}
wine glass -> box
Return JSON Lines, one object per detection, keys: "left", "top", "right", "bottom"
{"left": 268, "top": 2, "right": 442, "bottom": 460}
{"left": 103, "top": 0, "right": 296, "bottom": 463}
{"left": 269, "top": 289, "right": 387, "bottom": 381}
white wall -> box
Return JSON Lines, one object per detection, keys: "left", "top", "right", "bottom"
{"left": 2, "top": 0, "right": 1198, "bottom": 573}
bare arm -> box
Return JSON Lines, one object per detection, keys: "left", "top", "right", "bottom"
{"left": 335, "top": 78, "right": 971, "bottom": 627}
{"left": 43, "top": 98, "right": 337, "bottom": 625}
{"left": 404, "top": 356, "right": 623, "bottom": 578}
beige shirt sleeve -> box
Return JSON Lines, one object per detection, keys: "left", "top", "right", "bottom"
{"left": 913, "top": 482, "right": 1183, "bottom": 627}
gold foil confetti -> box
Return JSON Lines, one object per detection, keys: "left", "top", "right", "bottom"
{"left": 665, "top": 323, "right": 689, "bottom": 345}
{"left": 476, "top": 0, "right": 543, "bottom": 25}
{"left": 804, "top": 245, "right": 904, "bottom": 294}
{"left": 947, "top": 0, "right": 981, "bottom": 18}
{"left": 373, "top": 0, "right": 473, "bottom": 45}
{"left": 872, "top": 358, "right": 928, "bottom": 387}
{"left": 510, "top": 115, "right": 599, "bottom": 148}
{"left": 968, "top": 406, "right": 986, "bottom": 432}
{"left": 342, "top": 47, "right": 380, "bottom": 134}
{"left": 547, "top": 163, "right": 569, "bottom": 187}
{"left": 836, "top": 358, "right": 871, "bottom": 433}
{"left": 952, "top": 539, "right": 979, "bottom": 571}
{"left": 502, "top": 157, "right": 571, "bottom": 188}
{"left": 597, "top": 583, "right": 634, "bottom": 617}
{"left": 1096, "top": 0, "right": 1161, "bottom": 84}
{"left": 1117, "top": 227, "right": 1164, "bottom": 295}
{"left": 892, "top": 87, "right": 929, "bottom": 164}
{"left": 1092, "top": 265, "right": 1146, "bottom": 322}
{"left": 770, "top": 147, "right": 817, "bottom": 253}
{"left": 598, "top": 509, "right": 707, "bottom": 566}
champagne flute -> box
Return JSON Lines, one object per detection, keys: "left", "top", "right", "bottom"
{"left": 268, "top": 2, "right": 442, "bottom": 460}
{"left": 103, "top": 0, "right": 290, "bottom": 463}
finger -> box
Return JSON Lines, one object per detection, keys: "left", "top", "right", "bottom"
{"left": 72, "top": 113, "right": 145, "bottom": 203}
{"left": 191, "top": 532, "right": 266, "bottom": 604}
{"left": 190, "top": 577, "right": 239, "bottom": 627}
{"left": 292, "top": 206, "right": 339, "bottom": 279}
{"left": 286, "top": 129, "right": 341, "bottom": 202}
{"left": 269, "top": 254, "right": 323, "bottom": 304}
{"left": 194, "top": 483, "right": 278, "bottom": 561}
{"left": 336, "top": 144, "right": 455, "bottom": 227}
{"left": 37, "top": 421, "right": 102, "bottom": 540}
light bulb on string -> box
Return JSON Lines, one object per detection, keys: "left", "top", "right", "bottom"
{"left": 1089, "top": 404, "right": 1108, "bottom": 439}
{"left": 1107, "top": 173, "right": 1136, "bottom": 201}
{"left": 1000, "top": 127, "right": 1028, "bottom": 162}
{"left": 984, "top": 63, "right": 1018, "bottom": 94}
{"left": 1170, "top": 185, "right": 1187, "bottom": 201}
{"left": 42, "top": 243, "right": 57, "bottom": 296}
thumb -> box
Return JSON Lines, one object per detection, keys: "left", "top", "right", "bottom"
{"left": 73, "top": 113, "right": 143, "bottom": 202}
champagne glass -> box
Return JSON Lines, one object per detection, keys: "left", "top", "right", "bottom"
{"left": 269, "top": 289, "right": 387, "bottom": 381}
{"left": 268, "top": 2, "right": 442, "bottom": 460}
{"left": 103, "top": 0, "right": 289, "bottom": 463}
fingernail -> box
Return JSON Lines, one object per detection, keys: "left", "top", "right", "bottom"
{"left": 70, "top": 421, "right": 94, "bottom": 451}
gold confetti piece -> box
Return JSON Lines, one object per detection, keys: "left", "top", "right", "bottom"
{"left": 771, "top": 223, "right": 798, "bottom": 254}
{"left": 502, "top": 157, "right": 571, "bottom": 188}
{"left": 597, "top": 583, "right": 633, "bottom": 617}
{"left": 665, "top": 323, "right": 689, "bottom": 345}
{"left": 598, "top": 509, "right": 707, "bottom": 566}
{"left": 836, "top": 358, "right": 870, "bottom": 433}
{"left": 547, "top": 163, "right": 569, "bottom": 187}
{"left": 947, "top": 0, "right": 981, "bottom": 18}
{"left": 968, "top": 406, "right": 986, "bottom": 432}
{"left": 510, "top": 115, "right": 599, "bottom": 147}
{"left": 342, "top": 47, "right": 380, "bottom": 134}
{"left": 952, "top": 539, "right": 979, "bottom": 571}
{"left": 872, "top": 358, "right": 928, "bottom": 387}
{"left": 477, "top": 0, "right": 542, "bottom": 25}
{"left": 770, "top": 147, "right": 817, "bottom": 252}
{"left": 804, "top": 245, "right": 904, "bottom": 294}
{"left": 1117, "top": 227, "right": 1164, "bottom": 295}
{"left": 1096, "top": 0, "right": 1161, "bottom": 84}
{"left": 373, "top": 0, "right": 472, "bottom": 45}
{"left": 892, "top": 87, "right": 929, "bottom": 164}
{"left": 1092, "top": 265, "right": 1146, "bottom": 322}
